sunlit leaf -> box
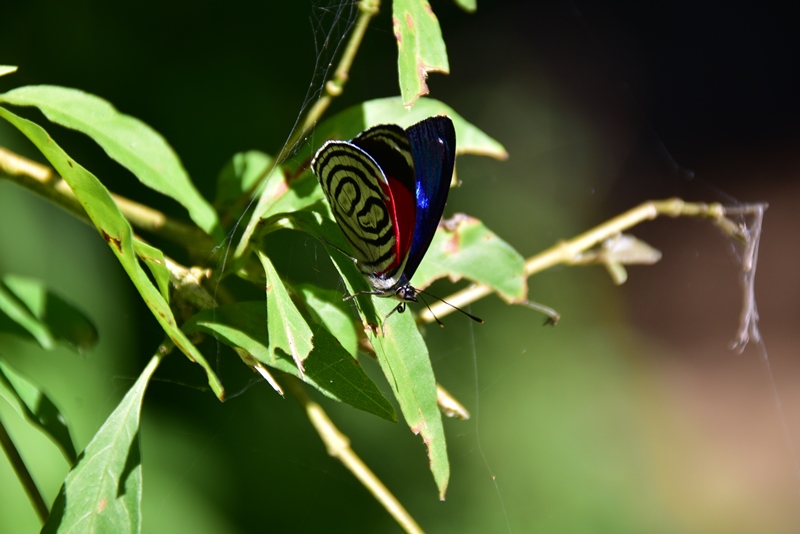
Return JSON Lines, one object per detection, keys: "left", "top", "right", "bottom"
{"left": 0, "top": 357, "right": 77, "bottom": 462}
{"left": 393, "top": 0, "right": 450, "bottom": 107}
{"left": 0, "top": 85, "right": 220, "bottom": 238}
{"left": 0, "top": 66, "right": 18, "bottom": 77}
{"left": 368, "top": 299, "right": 450, "bottom": 499}
{"left": 413, "top": 214, "right": 527, "bottom": 302}
{"left": 42, "top": 355, "right": 161, "bottom": 534}
{"left": 0, "top": 106, "right": 224, "bottom": 399}
{"left": 296, "top": 284, "right": 358, "bottom": 359}
{"left": 257, "top": 250, "right": 313, "bottom": 374}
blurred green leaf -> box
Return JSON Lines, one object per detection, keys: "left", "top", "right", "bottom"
{"left": 452, "top": 0, "right": 476, "bottom": 13}
{"left": 0, "top": 85, "right": 220, "bottom": 238}
{"left": 257, "top": 249, "right": 313, "bottom": 373}
{"left": 0, "top": 66, "right": 17, "bottom": 77}
{"left": 184, "top": 302, "right": 396, "bottom": 421}
{"left": 0, "top": 106, "right": 225, "bottom": 399}
{"left": 0, "top": 274, "right": 98, "bottom": 351}
{"left": 0, "top": 357, "right": 77, "bottom": 462}
{"left": 392, "top": 0, "right": 450, "bottom": 107}
{"left": 42, "top": 355, "right": 161, "bottom": 534}
{"left": 0, "top": 279, "right": 55, "bottom": 350}
{"left": 413, "top": 214, "right": 527, "bottom": 301}
{"left": 296, "top": 284, "right": 359, "bottom": 359}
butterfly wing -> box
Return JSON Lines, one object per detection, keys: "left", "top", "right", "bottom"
{"left": 312, "top": 116, "right": 455, "bottom": 295}
{"left": 311, "top": 140, "right": 402, "bottom": 290}
{"left": 401, "top": 116, "right": 456, "bottom": 282}
{"left": 351, "top": 124, "right": 417, "bottom": 274}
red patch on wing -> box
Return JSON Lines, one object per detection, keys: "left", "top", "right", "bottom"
{"left": 379, "top": 176, "right": 416, "bottom": 273}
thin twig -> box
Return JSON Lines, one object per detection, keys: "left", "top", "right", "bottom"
{"left": 0, "top": 417, "right": 49, "bottom": 524}
{"left": 249, "top": 0, "right": 380, "bottom": 198}
{"left": 418, "top": 198, "right": 756, "bottom": 324}
{"left": 285, "top": 378, "right": 423, "bottom": 534}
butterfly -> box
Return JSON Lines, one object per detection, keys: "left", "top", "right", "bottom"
{"left": 312, "top": 116, "right": 480, "bottom": 323}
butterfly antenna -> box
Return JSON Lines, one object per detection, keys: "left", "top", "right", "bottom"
{"left": 417, "top": 289, "right": 484, "bottom": 324}
{"left": 416, "top": 292, "right": 445, "bottom": 328}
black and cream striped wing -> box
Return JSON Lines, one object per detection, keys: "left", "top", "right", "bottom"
{"left": 311, "top": 141, "right": 399, "bottom": 281}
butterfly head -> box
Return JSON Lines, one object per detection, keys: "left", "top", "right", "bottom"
{"left": 394, "top": 284, "right": 417, "bottom": 303}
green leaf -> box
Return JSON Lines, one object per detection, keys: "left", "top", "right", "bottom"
{"left": 256, "top": 250, "right": 314, "bottom": 374}
{"left": 0, "top": 274, "right": 98, "bottom": 351}
{"left": 0, "top": 66, "right": 18, "bottom": 77}
{"left": 0, "top": 85, "right": 219, "bottom": 238}
{"left": 233, "top": 163, "right": 315, "bottom": 260}
{"left": 0, "top": 106, "right": 225, "bottom": 399}
{"left": 413, "top": 214, "right": 527, "bottom": 302}
{"left": 184, "top": 302, "right": 396, "bottom": 422}
{"left": 368, "top": 300, "right": 450, "bottom": 499}
{"left": 393, "top": 0, "right": 450, "bottom": 107}
{"left": 0, "top": 279, "right": 55, "bottom": 350}
{"left": 0, "top": 357, "right": 77, "bottom": 462}
{"left": 452, "top": 0, "right": 476, "bottom": 13}
{"left": 132, "top": 240, "right": 171, "bottom": 303}
{"left": 214, "top": 150, "right": 273, "bottom": 212}
{"left": 295, "top": 284, "right": 359, "bottom": 358}
{"left": 42, "top": 354, "right": 161, "bottom": 534}
{"left": 284, "top": 210, "right": 448, "bottom": 497}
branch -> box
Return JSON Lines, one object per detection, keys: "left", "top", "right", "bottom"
{"left": 419, "top": 198, "right": 766, "bottom": 342}
{"left": 285, "top": 377, "right": 423, "bottom": 534}
{"left": 277, "top": 0, "right": 380, "bottom": 164}
{"left": 0, "top": 148, "right": 216, "bottom": 253}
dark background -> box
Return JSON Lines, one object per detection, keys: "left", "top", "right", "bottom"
{"left": 1, "top": 1, "right": 799, "bottom": 532}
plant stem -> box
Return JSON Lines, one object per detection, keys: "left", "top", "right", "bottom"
{"left": 0, "top": 148, "right": 216, "bottom": 253}
{"left": 285, "top": 377, "right": 423, "bottom": 534}
{"left": 0, "top": 417, "right": 49, "bottom": 524}
{"left": 418, "top": 198, "right": 761, "bottom": 324}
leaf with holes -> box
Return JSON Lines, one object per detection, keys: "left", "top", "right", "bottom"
{"left": 393, "top": 0, "right": 450, "bottom": 107}
{"left": 412, "top": 215, "right": 527, "bottom": 302}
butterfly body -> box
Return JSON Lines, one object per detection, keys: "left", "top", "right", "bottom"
{"left": 311, "top": 116, "right": 456, "bottom": 309}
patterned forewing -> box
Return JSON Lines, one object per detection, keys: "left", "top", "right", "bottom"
{"left": 312, "top": 141, "right": 398, "bottom": 276}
